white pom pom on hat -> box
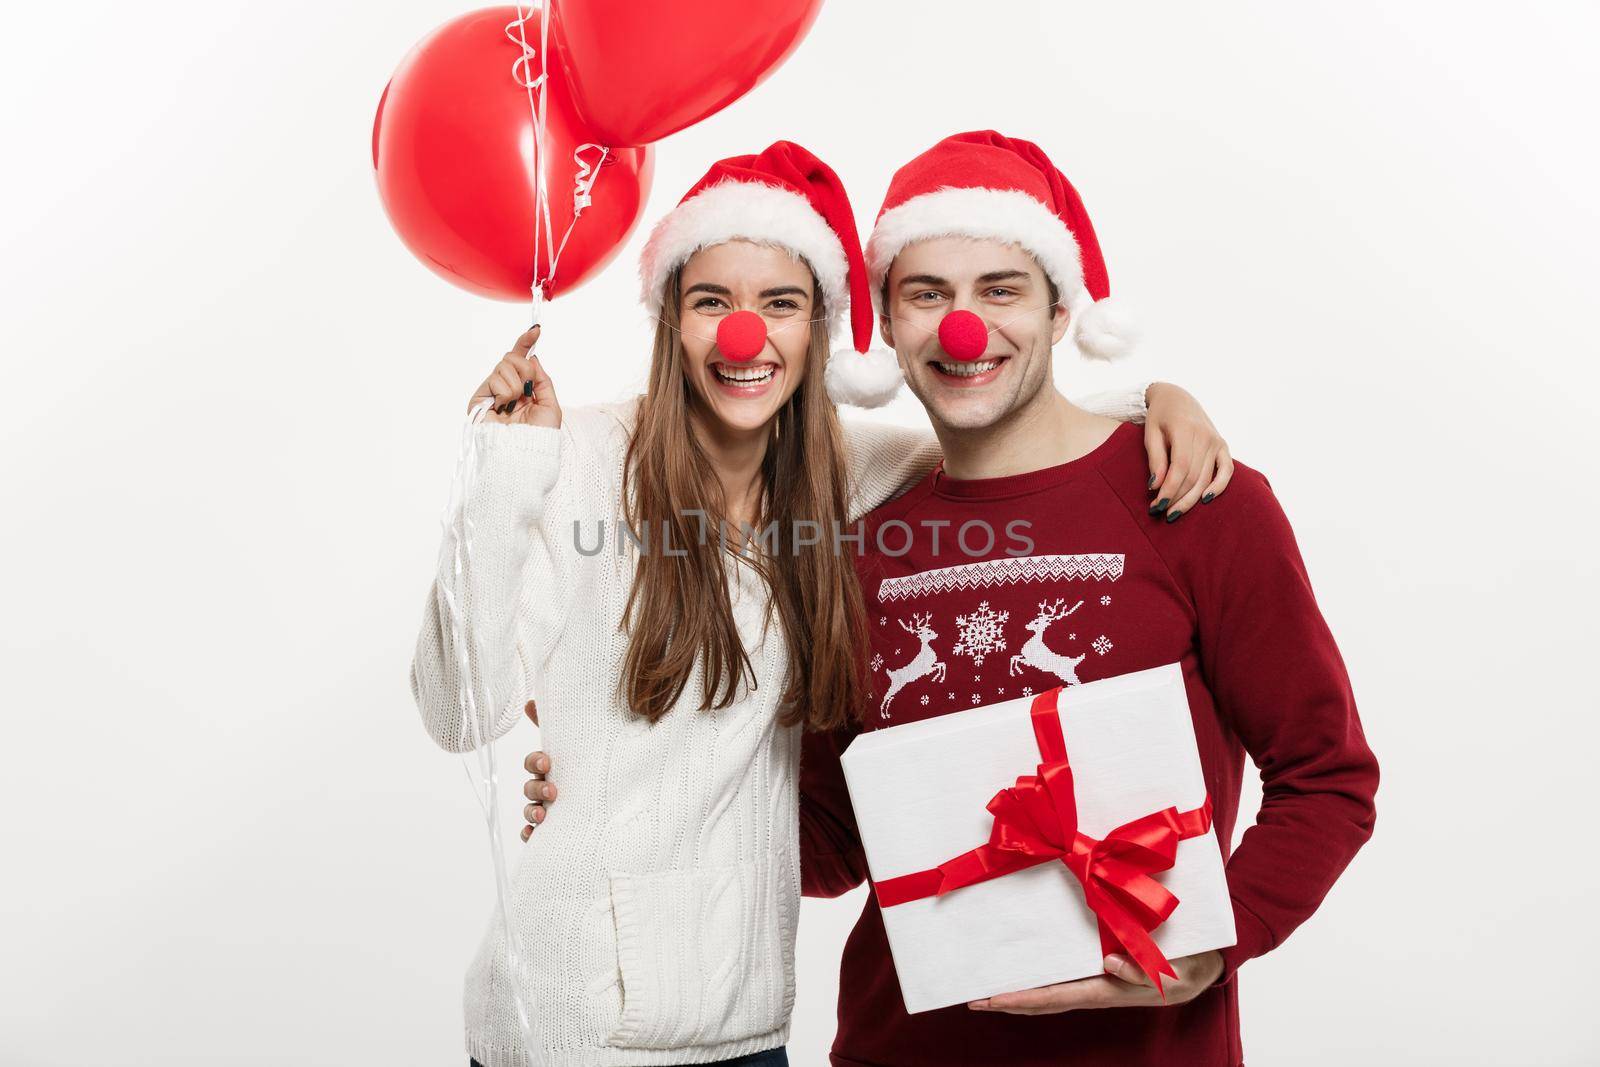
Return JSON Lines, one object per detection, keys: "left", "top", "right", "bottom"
{"left": 825, "top": 344, "right": 902, "bottom": 409}
{"left": 1068, "top": 293, "right": 1139, "bottom": 362}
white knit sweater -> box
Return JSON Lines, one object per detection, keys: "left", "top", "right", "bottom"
{"left": 410, "top": 386, "right": 1148, "bottom": 1067}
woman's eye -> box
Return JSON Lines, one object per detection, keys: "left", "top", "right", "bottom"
{"left": 692, "top": 297, "right": 728, "bottom": 311}
{"left": 768, "top": 299, "right": 798, "bottom": 312}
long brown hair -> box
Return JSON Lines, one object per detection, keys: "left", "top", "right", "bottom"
{"left": 619, "top": 263, "right": 869, "bottom": 732}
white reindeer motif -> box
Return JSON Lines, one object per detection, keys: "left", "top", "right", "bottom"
{"left": 880, "top": 612, "right": 946, "bottom": 717}
{"left": 1008, "top": 599, "right": 1086, "bottom": 685}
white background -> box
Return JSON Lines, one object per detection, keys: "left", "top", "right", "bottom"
{"left": 3, "top": 2, "right": 1597, "bottom": 1064}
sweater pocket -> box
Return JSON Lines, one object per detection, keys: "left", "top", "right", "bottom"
{"left": 601, "top": 854, "right": 796, "bottom": 1050}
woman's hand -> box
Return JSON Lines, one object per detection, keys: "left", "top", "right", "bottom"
{"left": 520, "top": 700, "right": 555, "bottom": 841}
{"left": 1143, "top": 383, "right": 1233, "bottom": 523}
{"left": 472, "top": 325, "right": 562, "bottom": 429}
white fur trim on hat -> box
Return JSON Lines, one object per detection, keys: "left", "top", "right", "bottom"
{"left": 865, "top": 186, "right": 1086, "bottom": 310}
{"left": 825, "top": 345, "right": 902, "bottom": 408}
{"left": 639, "top": 179, "right": 849, "bottom": 336}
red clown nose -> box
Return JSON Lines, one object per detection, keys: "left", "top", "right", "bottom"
{"left": 937, "top": 309, "right": 989, "bottom": 361}
{"left": 716, "top": 310, "right": 768, "bottom": 362}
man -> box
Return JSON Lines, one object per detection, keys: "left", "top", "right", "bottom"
{"left": 524, "top": 131, "right": 1378, "bottom": 1065}
{"left": 793, "top": 131, "right": 1378, "bottom": 1065}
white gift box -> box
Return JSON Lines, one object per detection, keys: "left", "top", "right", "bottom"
{"left": 840, "top": 662, "right": 1236, "bottom": 1013}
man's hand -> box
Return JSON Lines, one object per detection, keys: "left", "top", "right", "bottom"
{"left": 519, "top": 700, "right": 555, "bottom": 842}
{"left": 968, "top": 950, "right": 1223, "bottom": 1014}
{"left": 1143, "top": 383, "right": 1232, "bottom": 523}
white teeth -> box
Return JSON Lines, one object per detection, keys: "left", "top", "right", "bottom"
{"left": 934, "top": 358, "right": 1002, "bottom": 377}
{"left": 713, "top": 363, "right": 776, "bottom": 385}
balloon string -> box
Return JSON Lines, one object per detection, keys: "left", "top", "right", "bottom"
{"left": 504, "top": 9, "right": 547, "bottom": 91}
{"left": 507, "top": 8, "right": 547, "bottom": 325}
{"left": 547, "top": 143, "right": 609, "bottom": 281}
{"left": 532, "top": 5, "right": 553, "bottom": 319}
{"left": 506, "top": 6, "right": 609, "bottom": 323}
{"left": 439, "top": 397, "right": 545, "bottom": 1067}
{"left": 570, "top": 145, "right": 604, "bottom": 212}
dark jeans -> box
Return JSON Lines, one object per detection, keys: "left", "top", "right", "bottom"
{"left": 471, "top": 1050, "right": 787, "bottom": 1067}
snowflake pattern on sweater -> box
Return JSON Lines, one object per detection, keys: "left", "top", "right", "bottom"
{"left": 873, "top": 553, "right": 1124, "bottom": 720}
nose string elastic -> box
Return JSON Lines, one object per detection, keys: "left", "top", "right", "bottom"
{"left": 655, "top": 302, "right": 1059, "bottom": 352}
{"left": 654, "top": 314, "right": 829, "bottom": 346}
{"left": 887, "top": 301, "right": 1061, "bottom": 340}
{"left": 656, "top": 303, "right": 1059, "bottom": 344}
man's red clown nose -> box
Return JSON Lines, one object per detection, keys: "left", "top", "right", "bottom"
{"left": 937, "top": 310, "right": 988, "bottom": 362}
{"left": 716, "top": 310, "right": 767, "bottom": 362}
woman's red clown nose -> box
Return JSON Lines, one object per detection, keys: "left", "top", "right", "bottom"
{"left": 716, "top": 310, "right": 767, "bottom": 362}
{"left": 937, "top": 309, "right": 988, "bottom": 361}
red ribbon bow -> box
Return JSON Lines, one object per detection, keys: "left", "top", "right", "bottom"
{"left": 873, "top": 687, "right": 1214, "bottom": 998}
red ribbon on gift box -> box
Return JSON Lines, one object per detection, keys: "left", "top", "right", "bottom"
{"left": 872, "top": 687, "right": 1215, "bottom": 998}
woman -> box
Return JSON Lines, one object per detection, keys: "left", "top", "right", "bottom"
{"left": 410, "top": 142, "right": 1229, "bottom": 1067}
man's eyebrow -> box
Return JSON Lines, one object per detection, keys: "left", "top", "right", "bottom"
{"left": 897, "top": 274, "right": 949, "bottom": 288}
{"left": 975, "top": 270, "right": 1032, "bottom": 285}
{"left": 683, "top": 282, "right": 732, "bottom": 296}
{"left": 758, "top": 286, "right": 809, "bottom": 299}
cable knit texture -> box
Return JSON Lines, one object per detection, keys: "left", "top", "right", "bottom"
{"left": 410, "top": 386, "right": 1148, "bottom": 1067}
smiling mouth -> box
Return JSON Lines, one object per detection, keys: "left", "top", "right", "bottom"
{"left": 711, "top": 361, "right": 778, "bottom": 386}
{"left": 930, "top": 356, "right": 1006, "bottom": 379}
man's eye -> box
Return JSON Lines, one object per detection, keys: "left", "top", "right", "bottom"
{"left": 913, "top": 291, "right": 942, "bottom": 302}
{"left": 986, "top": 288, "right": 1017, "bottom": 299}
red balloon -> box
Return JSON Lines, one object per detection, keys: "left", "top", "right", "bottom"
{"left": 373, "top": 6, "right": 654, "bottom": 301}
{"left": 550, "top": 0, "right": 824, "bottom": 147}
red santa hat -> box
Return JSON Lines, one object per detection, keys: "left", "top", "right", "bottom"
{"left": 865, "top": 130, "right": 1137, "bottom": 365}
{"left": 638, "top": 141, "right": 901, "bottom": 408}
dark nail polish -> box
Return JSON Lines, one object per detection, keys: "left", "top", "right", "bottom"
{"left": 523, "top": 379, "right": 533, "bottom": 397}
{"left": 1165, "top": 509, "right": 1183, "bottom": 523}
{"left": 1149, "top": 498, "right": 1170, "bottom": 515}
{"left": 1201, "top": 492, "right": 1215, "bottom": 504}
{"left": 1147, "top": 473, "right": 1157, "bottom": 490}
